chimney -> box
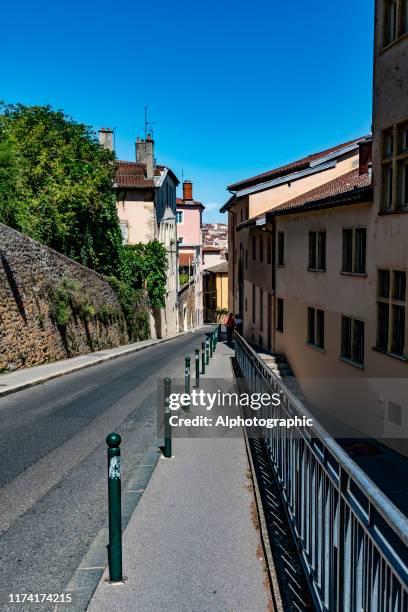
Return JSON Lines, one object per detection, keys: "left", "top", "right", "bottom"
{"left": 183, "top": 180, "right": 193, "bottom": 201}
{"left": 358, "top": 139, "right": 372, "bottom": 176}
{"left": 98, "top": 127, "right": 113, "bottom": 151}
{"left": 136, "top": 133, "right": 154, "bottom": 179}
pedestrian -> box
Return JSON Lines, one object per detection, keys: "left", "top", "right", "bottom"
{"left": 225, "top": 312, "right": 235, "bottom": 344}
{"left": 234, "top": 314, "right": 243, "bottom": 335}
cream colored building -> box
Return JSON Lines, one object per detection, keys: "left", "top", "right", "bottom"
{"left": 99, "top": 129, "right": 179, "bottom": 338}
{"left": 203, "top": 261, "right": 228, "bottom": 322}
{"left": 222, "top": 1, "right": 408, "bottom": 455}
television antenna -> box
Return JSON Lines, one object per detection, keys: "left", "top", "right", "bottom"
{"left": 144, "top": 105, "right": 158, "bottom": 139}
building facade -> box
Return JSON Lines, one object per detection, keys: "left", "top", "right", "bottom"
{"left": 203, "top": 261, "right": 228, "bottom": 322}
{"left": 222, "top": 6, "right": 408, "bottom": 456}
{"left": 99, "top": 129, "right": 179, "bottom": 338}
{"left": 176, "top": 180, "right": 204, "bottom": 328}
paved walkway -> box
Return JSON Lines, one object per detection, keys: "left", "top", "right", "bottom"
{"left": 88, "top": 338, "right": 270, "bottom": 612}
{"left": 0, "top": 330, "right": 198, "bottom": 398}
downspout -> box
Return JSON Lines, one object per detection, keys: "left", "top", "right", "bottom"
{"left": 271, "top": 218, "right": 276, "bottom": 353}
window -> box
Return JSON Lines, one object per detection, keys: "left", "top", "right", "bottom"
{"left": 252, "top": 236, "right": 256, "bottom": 261}
{"left": 119, "top": 222, "right": 128, "bottom": 245}
{"left": 342, "top": 228, "right": 367, "bottom": 274}
{"left": 341, "top": 316, "right": 365, "bottom": 365}
{"left": 252, "top": 284, "right": 256, "bottom": 323}
{"left": 383, "top": 0, "right": 408, "bottom": 45}
{"left": 277, "top": 232, "right": 284, "bottom": 266}
{"left": 276, "top": 298, "right": 284, "bottom": 332}
{"left": 259, "top": 235, "right": 264, "bottom": 263}
{"left": 403, "top": 0, "right": 408, "bottom": 34}
{"left": 259, "top": 289, "right": 264, "bottom": 330}
{"left": 384, "top": 0, "right": 397, "bottom": 45}
{"left": 309, "top": 231, "right": 326, "bottom": 271}
{"left": 176, "top": 211, "right": 183, "bottom": 223}
{"left": 307, "top": 307, "right": 325, "bottom": 349}
{"left": 381, "top": 122, "right": 408, "bottom": 211}
{"left": 177, "top": 236, "right": 184, "bottom": 244}
{"left": 267, "top": 234, "right": 272, "bottom": 265}
{"left": 376, "top": 269, "right": 406, "bottom": 356}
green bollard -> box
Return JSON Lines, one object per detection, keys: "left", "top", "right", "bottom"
{"left": 185, "top": 356, "right": 191, "bottom": 395}
{"left": 163, "top": 377, "right": 172, "bottom": 458}
{"left": 213, "top": 330, "right": 217, "bottom": 351}
{"left": 201, "top": 341, "right": 206, "bottom": 374}
{"left": 195, "top": 348, "right": 200, "bottom": 387}
{"left": 106, "top": 433, "right": 123, "bottom": 583}
{"left": 205, "top": 337, "right": 209, "bottom": 365}
{"left": 209, "top": 333, "right": 213, "bottom": 358}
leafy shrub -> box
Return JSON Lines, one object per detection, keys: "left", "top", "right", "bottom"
{"left": 107, "top": 276, "right": 150, "bottom": 341}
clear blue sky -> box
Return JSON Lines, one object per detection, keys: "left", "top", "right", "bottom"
{"left": 2, "top": 0, "right": 374, "bottom": 222}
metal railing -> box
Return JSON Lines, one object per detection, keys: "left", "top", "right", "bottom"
{"left": 234, "top": 332, "right": 408, "bottom": 612}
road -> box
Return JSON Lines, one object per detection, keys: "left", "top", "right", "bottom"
{"left": 0, "top": 330, "right": 205, "bottom": 609}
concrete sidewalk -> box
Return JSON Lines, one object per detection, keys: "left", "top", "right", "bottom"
{"left": 0, "top": 329, "right": 199, "bottom": 399}
{"left": 87, "top": 339, "right": 270, "bottom": 612}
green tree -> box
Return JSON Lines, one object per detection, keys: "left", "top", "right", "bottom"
{"left": 0, "top": 103, "right": 122, "bottom": 276}
{"left": 120, "top": 241, "right": 168, "bottom": 308}
{"left": 0, "top": 135, "right": 20, "bottom": 227}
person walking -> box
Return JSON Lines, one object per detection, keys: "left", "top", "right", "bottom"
{"left": 234, "top": 314, "right": 243, "bottom": 335}
{"left": 225, "top": 312, "right": 235, "bottom": 344}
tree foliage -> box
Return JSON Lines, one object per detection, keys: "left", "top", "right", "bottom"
{"left": 0, "top": 103, "right": 122, "bottom": 276}
{"left": 120, "top": 241, "right": 168, "bottom": 308}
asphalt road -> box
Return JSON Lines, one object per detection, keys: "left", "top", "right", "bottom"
{"left": 0, "top": 330, "right": 206, "bottom": 611}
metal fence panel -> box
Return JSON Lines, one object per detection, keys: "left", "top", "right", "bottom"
{"left": 234, "top": 332, "right": 408, "bottom": 612}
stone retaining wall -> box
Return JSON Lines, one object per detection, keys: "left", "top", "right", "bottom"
{"left": 0, "top": 223, "right": 146, "bottom": 371}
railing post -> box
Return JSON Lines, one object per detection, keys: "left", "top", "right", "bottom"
{"left": 163, "top": 377, "right": 172, "bottom": 458}
{"left": 195, "top": 348, "right": 200, "bottom": 387}
{"left": 106, "top": 432, "right": 123, "bottom": 583}
{"left": 201, "top": 341, "right": 206, "bottom": 374}
{"left": 209, "top": 333, "right": 213, "bottom": 358}
{"left": 205, "top": 337, "right": 209, "bottom": 365}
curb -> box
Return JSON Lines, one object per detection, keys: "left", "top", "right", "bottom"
{"left": 0, "top": 328, "right": 202, "bottom": 400}
{"left": 55, "top": 446, "right": 162, "bottom": 612}
{"left": 231, "top": 356, "right": 284, "bottom": 612}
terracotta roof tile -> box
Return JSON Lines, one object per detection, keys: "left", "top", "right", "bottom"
{"left": 227, "top": 136, "right": 369, "bottom": 191}
{"left": 116, "top": 161, "right": 155, "bottom": 188}
{"left": 271, "top": 169, "right": 372, "bottom": 214}
{"left": 179, "top": 253, "right": 195, "bottom": 266}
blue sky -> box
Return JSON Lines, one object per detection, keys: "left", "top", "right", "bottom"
{"left": 2, "top": 0, "right": 374, "bottom": 222}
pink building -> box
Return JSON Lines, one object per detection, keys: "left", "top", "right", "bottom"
{"left": 177, "top": 181, "right": 204, "bottom": 328}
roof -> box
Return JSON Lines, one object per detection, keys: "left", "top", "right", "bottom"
{"left": 176, "top": 197, "right": 205, "bottom": 210}
{"left": 235, "top": 170, "right": 372, "bottom": 231}
{"left": 270, "top": 169, "right": 372, "bottom": 215}
{"left": 179, "top": 253, "right": 195, "bottom": 266}
{"left": 202, "top": 245, "right": 223, "bottom": 252}
{"left": 116, "top": 161, "right": 179, "bottom": 189}
{"left": 227, "top": 136, "right": 369, "bottom": 192}
{"left": 205, "top": 261, "right": 228, "bottom": 274}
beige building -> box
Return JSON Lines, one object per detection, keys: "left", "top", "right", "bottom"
{"left": 99, "top": 129, "right": 179, "bottom": 338}
{"left": 222, "top": 0, "right": 408, "bottom": 455}
{"left": 203, "top": 261, "right": 228, "bottom": 322}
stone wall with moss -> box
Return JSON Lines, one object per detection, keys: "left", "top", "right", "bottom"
{"left": 0, "top": 223, "right": 150, "bottom": 371}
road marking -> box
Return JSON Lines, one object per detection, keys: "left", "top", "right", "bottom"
{"left": 79, "top": 566, "right": 106, "bottom": 570}
{"left": 125, "top": 489, "right": 145, "bottom": 493}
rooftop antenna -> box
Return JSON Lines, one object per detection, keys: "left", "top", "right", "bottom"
{"left": 144, "top": 105, "right": 157, "bottom": 139}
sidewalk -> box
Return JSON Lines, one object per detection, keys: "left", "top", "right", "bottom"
{"left": 0, "top": 329, "right": 198, "bottom": 399}
{"left": 87, "top": 339, "right": 270, "bottom": 612}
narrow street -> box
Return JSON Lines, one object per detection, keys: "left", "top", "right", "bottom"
{"left": 0, "top": 331, "right": 204, "bottom": 606}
